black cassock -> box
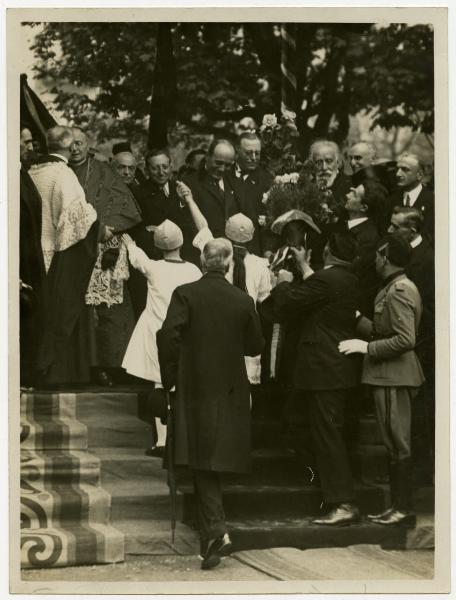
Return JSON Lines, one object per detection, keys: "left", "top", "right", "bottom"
{"left": 36, "top": 222, "right": 100, "bottom": 385}
{"left": 20, "top": 169, "right": 46, "bottom": 386}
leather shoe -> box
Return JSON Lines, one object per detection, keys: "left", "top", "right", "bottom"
{"left": 369, "top": 509, "right": 416, "bottom": 527}
{"left": 201, "top": 533, "right": 233, "bottom": 570}
{"left": 367, "top": 506, "right": 395, "bottom": 521}
{"left": 145, "top": 446, "right": 165, "bottom": 458}
{"left": 312, "top": 503, "right": 360, "bottom": 526}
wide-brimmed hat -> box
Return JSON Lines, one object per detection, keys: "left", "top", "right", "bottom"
{"left": 154, "top": 219, "right": 184, "bottom": 251}
{"left": 271, "top": 209, "right": 321, "bottom": 235}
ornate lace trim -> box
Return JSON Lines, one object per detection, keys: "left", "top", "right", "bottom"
{"left": 85, "top": 236, "right": 130, "bottom": 307}
{"left": 54, "top": 200, "right": 97, "bottom": 253}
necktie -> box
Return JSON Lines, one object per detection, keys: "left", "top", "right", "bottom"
{"left": 404, "top": 193, "right": 411, "bottom": 207}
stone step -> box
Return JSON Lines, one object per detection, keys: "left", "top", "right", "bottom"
{"left": 228, "top": 514, "right": 435, "bottom": 554}
{"left": 95, "top": 446, "right": 303, "bottom": 483}
{"left": 180, "top": 482, "right": 388, "bottom": 523}
{"left": 21, "top": 449, "right": 101, "bottom": 486}
{"left": 114, "top": 519, "right": 200, "bottom": 556}
{"left": 350, "top": 444, "right": 389, "bottom": 483}
{"left": 252, "top": 415, "right": 384, "bottom": 449}
{"left": 75, "top": 392, "right": 152, "bottom": 449}
{"left": 102, "top": 472, "right": 181, "bottom": 521}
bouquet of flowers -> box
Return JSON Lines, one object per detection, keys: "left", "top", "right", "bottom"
{"left": 262, "top": 170, "right": 332, "bottom": 227}
{"left": 259, "top": 111, "right": 300, "bottom": 177}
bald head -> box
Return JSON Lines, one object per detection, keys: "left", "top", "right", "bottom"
{"left": 206, "top": 139, "right": 235, "bottom": 180}
{"left": 46, "top": 126, "right": 75, "bottom": 159}
{"left": 69, "top": 127, "right": 90, "bottom": 165}
{"left": 349, "top": 142, "right": 376, "bottom": 173}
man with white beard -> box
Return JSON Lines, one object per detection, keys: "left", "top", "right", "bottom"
{"left": 309, "top": 140, "right": 352, "bottom": 222}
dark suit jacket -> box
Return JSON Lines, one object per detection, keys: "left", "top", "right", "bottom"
{"left": 157, "top": 271, "right": 264, "bottom": 473}
{"left": 406, "top": 237, "right": 435, "bottom": 368}
{"left": 184, "top": 169, "right": 242, "bottom": 239}
{"left": 349, "top": 219, "right": 381, "bottom": 317}
{"left": 260, "top": 265, "right": 362, "bottom": 390}
{"left": 227, "top": 166, "right": 275, "bottom": 255}
{"left": 390, "top": 186, "right": 435, "bottom": 245}
{"left": 131, "top": 179, "right": 199, "bottom": 264}
{"left": 327, "top": 171, "right": 352, "bottom": 220}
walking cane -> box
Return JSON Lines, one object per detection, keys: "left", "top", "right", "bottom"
{"left": 165, "top": 389, "right": 177, "bottom": 546}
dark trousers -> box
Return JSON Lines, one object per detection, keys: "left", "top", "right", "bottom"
{"left": 192, "top": 469, "right": 227, "bottom": 543}
{"left": 307, "top": 389, "right": 355, "bottom": 505}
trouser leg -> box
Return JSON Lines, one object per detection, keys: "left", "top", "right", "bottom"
{"left": 192, "top": 470, "right": 226, "bottom": 543}
{"left": 372, "top": 386, "right": 415, "bottom": 511}
{"left": 372, "top": 387, "right": 412, "bottom": 462}
{"left": 308, "top": 389, "right": 355, "bottom": 505}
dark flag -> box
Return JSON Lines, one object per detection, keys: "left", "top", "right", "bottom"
{"left": 20, "top": 74, "right": 58, "bottom": 152}
{"left": 148, "top": 23, "right": 178, "bottom": 149}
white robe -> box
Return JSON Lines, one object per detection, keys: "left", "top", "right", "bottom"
{"left": 122, "top": 244, "right": 201, "bottom": 382}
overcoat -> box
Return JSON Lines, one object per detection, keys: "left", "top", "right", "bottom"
{"left": 157, "top": 271, "right": 264, "bottom": 473}
{"left": 358, "top": 273, "right": 425, "bottom": 387}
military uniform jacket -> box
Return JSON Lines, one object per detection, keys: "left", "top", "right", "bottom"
{"left": 359, "top": 272, "right": 425, "bottom": 387}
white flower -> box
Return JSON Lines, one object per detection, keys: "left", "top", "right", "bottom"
{"left": 281, "top": 109, "right": 296, "bottom": 122}
{"left": 261, "top": 191, "right": 270, "bottom": 204}
{"left": 289, "top": 172, "right": 300, "bottom": 184}
{"left": 274, "top": 172, "right": 299, "bottom": 185}
{"left": 261, "top": 113, "right": 278, "bottom": 128}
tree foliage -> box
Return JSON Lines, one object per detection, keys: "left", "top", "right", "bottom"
{"left": 26, "top": 21, "right": 434, "bottom": 148}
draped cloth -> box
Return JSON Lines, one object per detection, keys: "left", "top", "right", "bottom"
{"left": 29, "top": 161, "right": 97, "bottom": 272}
{"left": 36, "top": 222, "right": 100, "bottom": 384}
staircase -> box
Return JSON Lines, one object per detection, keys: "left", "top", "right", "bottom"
{"left": 20, "top": 385, "right": 434, "bottom": 570}
{"left": 178, "top": 384, "right": 434, "bottom": 551}
{"left": 20, "top": 392, "right": 125, "bottom": 569}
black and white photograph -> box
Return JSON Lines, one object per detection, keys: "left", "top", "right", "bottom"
{"left": 6, "top": 6, "right": 450, "bottom": 595}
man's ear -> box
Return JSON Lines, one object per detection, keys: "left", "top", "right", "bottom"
{"left": 360, "top": 202, "right": 368, "bottom": 214}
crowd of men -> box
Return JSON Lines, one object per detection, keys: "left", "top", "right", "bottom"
{"left": 19, "top": 122, "right": 435, "bottom": 570}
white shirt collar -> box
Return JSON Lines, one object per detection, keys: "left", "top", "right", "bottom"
{"left": 410, "top": 234, "right": 423, "bottom": 249}
{"left": 403, "top": 184, "right": 423, "bottom": 206}
{"left": 49, "top": 152, "right": 68, "bottom": 164}
{"left": 235, "top": 163, "right": 249, "bottom": 180}
{"left": 347, "top": 217, "right": 368, "bottom": 229}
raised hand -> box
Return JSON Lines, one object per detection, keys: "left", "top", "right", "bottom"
{"left": 121, "top": 233, "right": 134, "bottom": 247}
{"left": 175, "top": 180, "right": 193, "bottom": 203}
